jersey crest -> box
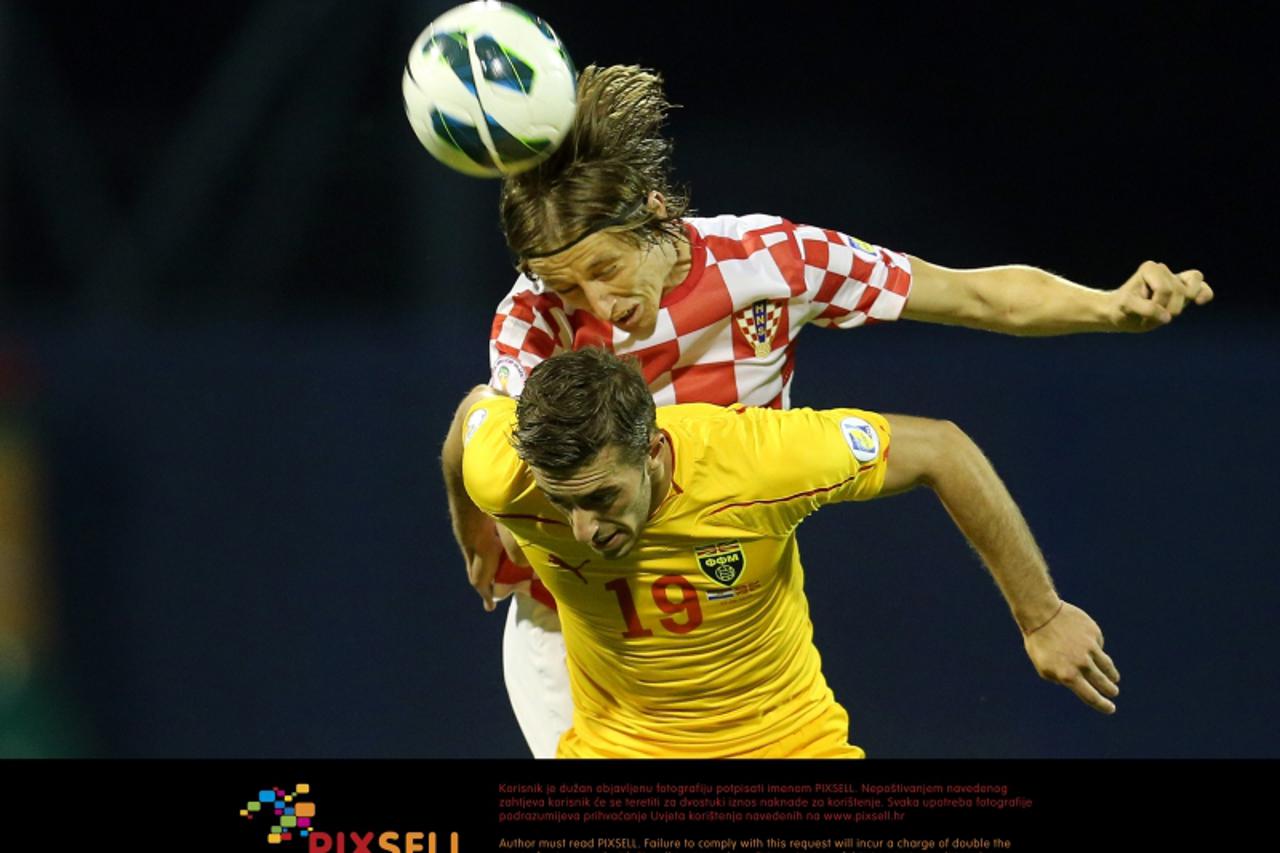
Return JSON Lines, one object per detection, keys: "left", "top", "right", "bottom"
{"left": 735, "top": 299, "right": 783, "bottom": 357}
{"left": 694, "top": 541, "right": 746, "bottom": 587}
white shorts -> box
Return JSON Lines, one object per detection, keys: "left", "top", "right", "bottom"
{"left": 502, "top": 592, "right": 574, "bottom": 758}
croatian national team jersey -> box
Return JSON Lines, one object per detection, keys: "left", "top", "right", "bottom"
{"left": 488, "top": 214, "right": 913, "bottom": 408}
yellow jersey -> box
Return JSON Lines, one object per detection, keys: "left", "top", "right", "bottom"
{"left": 462, "top": 397, "right": 891, "bottom": 758}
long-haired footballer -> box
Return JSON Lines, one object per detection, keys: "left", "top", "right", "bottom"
{"left": 440, "top": 65, "right": 1205, "bottom": 757}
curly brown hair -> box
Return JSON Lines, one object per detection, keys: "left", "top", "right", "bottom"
{"left": 500, "top": 65, "right": 691, "bottom": 269}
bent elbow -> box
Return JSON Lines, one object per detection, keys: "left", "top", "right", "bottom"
{"left": 920, "top": 419, "right": 978, "bottom": 487}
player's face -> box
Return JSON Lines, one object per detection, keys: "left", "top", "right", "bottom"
{"left": 531, "top": 444, "right": 658, "bottom": 559}
{"left": 525, "top": 224, "right": 688, "bottom": 339}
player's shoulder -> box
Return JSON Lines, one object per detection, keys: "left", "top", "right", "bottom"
{"left": 460, "top": 395, "right": 529, "bottom": 514}
{"left": 660, "top": 402, "right": 891, "bottom": 471}
{"left": 657, "top": 401, "right": 746, "bottom": 432}
{"left": 657, "top": 402, "right": 786, "bottom": 475}
{"left": 685, "top": 214, "right": 813, "bottom": 277}
{"left": 687, "top": 213, "right": 879, "bottom": 249}
{"left": 461, "top": 394, "right": 517, "bottom": 459}
{"left": 689, "top": 214, "right": 882, "bottom": 258}
{"left": 662, "top": 404, "right": 893, "bottom": 526}
{"left": 686, "top": 213, "right": 793, "bottom": 242}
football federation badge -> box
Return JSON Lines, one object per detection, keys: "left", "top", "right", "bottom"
{"left": 735, "top": 299, "right": 782, "bottom": 358}
{"left": 845, "top": 235, "right": 879, "bottom": 258}
{"left": 840, "top": 416, "right": 880, "bottom": 463}
{"left": 695, "top": 541, "right": 746, "bottom": 587}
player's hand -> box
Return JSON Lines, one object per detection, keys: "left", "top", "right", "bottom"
{"left": 491, "top": 524, "right": 535, "bottom": 602}
{"left": 465, "top": 514, "right": 506, "bottom": 613}
{"left": 1113, "top": 261, "right": 1214, "bottom": 331}
{"left": 1022, "top": 601, "right": 1120, "bottom": 714}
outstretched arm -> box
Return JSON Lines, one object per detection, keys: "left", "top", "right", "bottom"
{"left": 879, "top": 414, "right": 1121, "bottom": 713}
{"left": 902, "top": 257, "right": 1212, "bottom": 335}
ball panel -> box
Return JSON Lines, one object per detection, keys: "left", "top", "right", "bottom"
{"left": 473, "top": 35, "right": 535, "bottom": 94}
{"left": 428, "top": 30, "right": 478, "bottom": 95}
{"left": 434, "top": 109, "right": 498, "bottom": 171}
{"left": 485, "top": 114, "right": 553, "bottom": 163}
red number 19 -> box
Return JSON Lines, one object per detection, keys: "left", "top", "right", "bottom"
{"left": 604, "top": 575, "right": 703, "bottom": 638}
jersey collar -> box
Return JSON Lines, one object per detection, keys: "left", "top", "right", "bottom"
{"left": 658, "top": 222, "right": 707, "bottom": 309}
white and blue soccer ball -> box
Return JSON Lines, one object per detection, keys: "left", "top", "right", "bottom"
{"left": 402, "top": 1, "right": 577, "bottom": 178}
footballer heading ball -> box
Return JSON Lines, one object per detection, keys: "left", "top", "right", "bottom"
{"left": 402, "top": 1, "right": 577, "bottom": 178}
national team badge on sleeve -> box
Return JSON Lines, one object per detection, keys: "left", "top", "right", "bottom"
{"left": 845, "top": 235, "right": 879, "bottom": 258}
{"left": 694, "top": 541, "right": 746, "bottom": 587}
{"left": 735, "top": 299, "right": 783, "bottom": 358}
{"left": 840, "top": 416, "right": 880, "bottom": 463}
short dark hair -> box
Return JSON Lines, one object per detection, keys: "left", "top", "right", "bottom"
{"left": 514, "top": 348, "right": 656, "bottom": 474}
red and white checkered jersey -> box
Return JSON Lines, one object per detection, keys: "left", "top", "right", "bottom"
{"left": 488, "top": 213, "right": 913, "bottom": 409}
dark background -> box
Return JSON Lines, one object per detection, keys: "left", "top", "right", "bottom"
{"left": 1, "top": 0, "right": 1276, "bottom": 759}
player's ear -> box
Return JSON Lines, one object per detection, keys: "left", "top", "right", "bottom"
{"left": 648, "top": 430, "right": 664, "bottom": 462}
{"left": 646, "top": 191, "right": 667, "bottom": 218}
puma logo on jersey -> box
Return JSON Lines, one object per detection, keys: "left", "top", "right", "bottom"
{"left": 549, "top": 554, "right": 590, "bottom": 584}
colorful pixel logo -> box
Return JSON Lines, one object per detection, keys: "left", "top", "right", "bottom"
{"left": 240, "top": 783, "right": 317, "bottom": 845}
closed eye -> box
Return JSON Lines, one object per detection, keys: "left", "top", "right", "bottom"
{"left": 547, "top": 490, "right": 616, "bottom": 512}
{"left": 583, "top": 490, "right": 618, "bottom": 509}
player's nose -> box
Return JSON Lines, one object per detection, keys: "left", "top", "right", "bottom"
{"left": 569, "top": 509, "right": 598, "bottom": 544}
{"left": 585, "top": 284, "right": 615, "bottom": 320}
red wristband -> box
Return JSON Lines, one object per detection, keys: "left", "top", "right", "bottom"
{"left": 1023, "top": 601, "right": 1065, "bottom": 637}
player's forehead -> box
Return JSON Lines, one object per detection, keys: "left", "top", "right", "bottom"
{"left": 532, "top": 445, "right": 636, "bottom": 497}
{"left": 525, "top": 231, "right": 630, "bottom": 281}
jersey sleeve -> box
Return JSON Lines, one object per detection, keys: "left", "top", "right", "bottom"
{"left": 792, "top": 224, "right": 913, "bottom": 329}
{"left": 459, "top": 395, "right": 530, "bottom": 516}
{"left": 699, "top": 405, "right": 892, "bottom": 535}
{"left": 488, "top": 277, "right": 572, "bottom": 399}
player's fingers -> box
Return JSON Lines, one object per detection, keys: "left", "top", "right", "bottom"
{"left": 474, "top": 577, "right": 496, "bottom": 612}
{"left": 1139, "top": 261, "right": 1176, "bottom": 310}
{"left": 497, "top": 522, "right": 530, "bottom": 566}
{"left": 1168, "top": 268, "right": 1210, "bottom": 316}
{"left": 1171, "top": 269, "right": 1215, "bottom": 310}
{"left": 1176, "top": 269, "right": 1204, "bottom": 293}
{"left": 1067, "top": 671, "right": 1117, "bottom": 715}
{"left": 1092, "top": 647, "right": 1121, "bottom": 684}
{"left": 1118, "top": 291, "right": 1172, "bottom": 328}
{"left": 468, "top": 554, "right": 498, "bottom": 612}
{"left": 1082, "top": 661, "right": 1120, "bottom": 700}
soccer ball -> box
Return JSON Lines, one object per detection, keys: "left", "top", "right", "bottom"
{"left": 402, "top": 1, "right": 577, "bottom": 178}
